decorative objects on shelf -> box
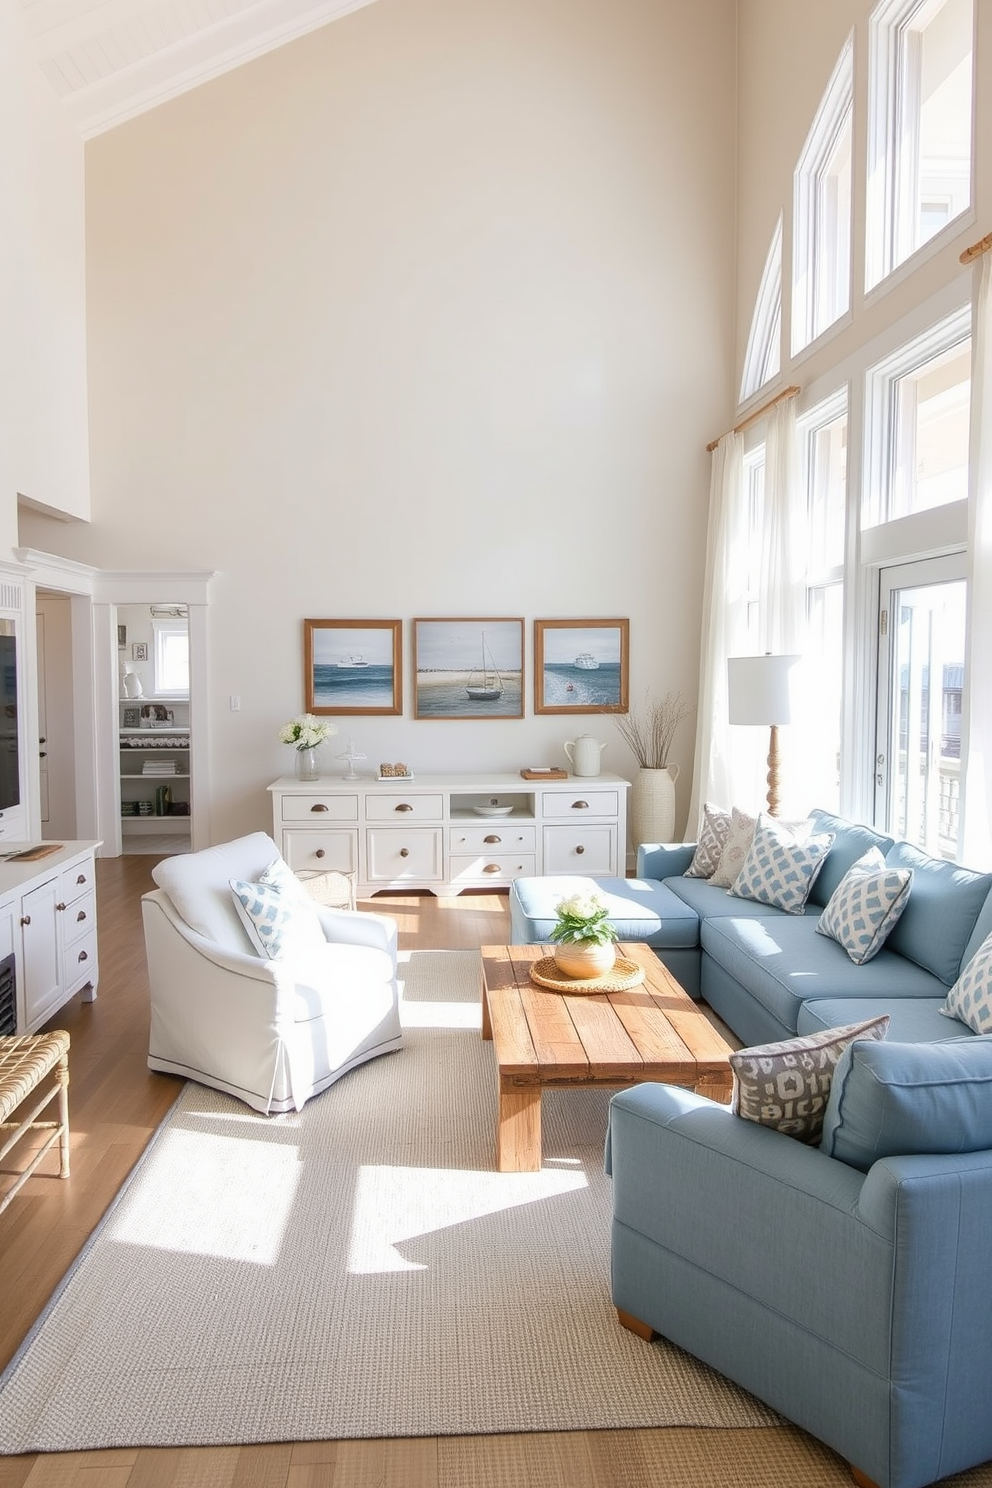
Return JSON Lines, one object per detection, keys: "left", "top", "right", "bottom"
{"left": 615, "top": 690, "right": 694, "bottom": 846}
{"left": 727, "top": 653, "right": 800, "bottom": 817}
{"left": 279, "top": 714, "right": 337, "bottom": 782}
{"left": 534, "top": 619, "right": 629, "bottom": 714}
{"left": 304, "top": 619, "right": 402, "bottom": 716}
{"left": 334, "top": 738, "right": 367, "bottom": 780}
{"left": 547, "top": 890, "right": 618, "bottom": 979}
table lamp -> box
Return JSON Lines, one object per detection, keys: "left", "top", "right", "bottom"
{"left": 727, "top": 653, "right": 800, "bottom": 816}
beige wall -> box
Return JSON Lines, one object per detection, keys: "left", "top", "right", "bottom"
{"left": 0, "top": 0, "right": 89, "bottom": 537}
{"left": 20, "top": 0, "right": 736, "bottom": 842}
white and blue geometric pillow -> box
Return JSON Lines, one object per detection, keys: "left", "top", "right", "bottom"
{"left": 940, "top": 932, "right": 992, "bottom": 1034}
{"left": 230, "top": 858, "right": 325, "bottom": 960}
{"left": 730, "top": 815, "right": 834, "bottom": 915}
{"left": 815, "top": 847, "right": 912, "bottom": 965}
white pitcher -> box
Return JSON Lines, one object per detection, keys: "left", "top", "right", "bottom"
{"left": 564, "top": 735, "right": 607, "bottom": 777}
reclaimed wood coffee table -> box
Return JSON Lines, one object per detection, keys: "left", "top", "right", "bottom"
{"left": 481, "top": 943, "right": 734, "bottom": 1172}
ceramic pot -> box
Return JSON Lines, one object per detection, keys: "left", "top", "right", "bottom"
{"left": 564, "top": 735, "right": 607, "bottom": 777}
{"left": 553, "top": 941, "right": 616, "bottom": 979}
{"left": 295, "top": 746, "right": 320, "bottom": 781}
{"left": 629, "top": 764, "right": 680, "bottom": 848}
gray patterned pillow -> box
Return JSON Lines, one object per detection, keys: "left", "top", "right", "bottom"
{"left": 684, "top": 802, "right": 732, "bottom": 879}
{"left": 815, "top": 847, "right": 912, "bottom": 964}
{"left": 709, "top": 807, "right": 758, "bottom": 888}
{"left": 731, "top": 815, "right": 833, "bottom": 915}
{"left": 940, "top": 932, "right": 992, "bottom": 1034}
{"left": 730, "top": 1015, "right": 890, "bottom": 1143}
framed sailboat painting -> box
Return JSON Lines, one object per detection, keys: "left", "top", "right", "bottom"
{"left": 534, "top": 618, "right": 629, "bottom": 714}
{"left": 413, "top": 618, "right": 524, "bottom": 719}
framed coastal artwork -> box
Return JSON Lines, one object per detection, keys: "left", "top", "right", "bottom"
{"left": 304, "top": 619, "right": 402, "bottom": 715}
{"left": 413, "top": 618, "right": 524, "bottom": 719}
{"left": 533, "top": 618, "right": 629, "bottom": 714}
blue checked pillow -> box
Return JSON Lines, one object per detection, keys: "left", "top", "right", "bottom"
{"left": 940, "top": 932, "right": 992, "bottom": 1034}
{"left": 230, "top": 857, "right": 326, "bottom": 960}
{"left": 730, "top": 815, "right": 833, "bottom": 915}
{"left": 815, "top": 847, "right": 912, "bottom": 964}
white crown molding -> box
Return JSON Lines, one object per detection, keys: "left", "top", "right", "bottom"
{"left": 14, "top": 547, "right": 98, "bottom": 591}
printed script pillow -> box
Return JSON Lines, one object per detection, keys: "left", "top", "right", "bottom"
{"left": 709, "top": 807, "right": 759, "bottom": 888}
{"left": 730, "top": 1014, "right": 890, "bottom": 1143}
{"left": 684, "top": 802, "right": 732, "bottom": 879}
{"left": 730, "top": 815, "right": 834, "bottom": 915}
{"left": 940, "top": 931, "right": 992, "bottom": 1034}
{"left": 230, "top": 858, "right": 326, "bottom": 960}
{"left": 815, "top": 847, "right": 912, "bottom": 964}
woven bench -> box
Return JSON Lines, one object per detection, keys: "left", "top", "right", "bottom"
{"left": 0, "top": 1031, "right": 71, "bottom": 1215}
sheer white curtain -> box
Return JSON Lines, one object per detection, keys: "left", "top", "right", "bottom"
{"left": 960, "top": 252, "right": 992, "bottom": 869}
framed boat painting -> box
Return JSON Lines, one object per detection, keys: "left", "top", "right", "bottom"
{"left": 304, "top": 619, "right": 402, "bottom": 715}
{"left": 413, "top": 618, "right": 524, "bottom": 719}
{"left": 534, "top": 618, "right": 629, "bottom": 714}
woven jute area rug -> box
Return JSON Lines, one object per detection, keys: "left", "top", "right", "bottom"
{"left": 0, "top": 949, "right": 779, "bottom": 1454}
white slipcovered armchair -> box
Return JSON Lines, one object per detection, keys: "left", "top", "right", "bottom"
{"left": 142, "top": 832, "right": 402, "bottom": 1114}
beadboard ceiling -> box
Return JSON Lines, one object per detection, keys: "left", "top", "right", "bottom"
{"left": 20, "top": 0, "right": 380, "bottom": 138}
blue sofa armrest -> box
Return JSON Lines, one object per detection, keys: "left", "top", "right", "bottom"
{"left": 636, "top": 842, "right": 695, "bottom": 879}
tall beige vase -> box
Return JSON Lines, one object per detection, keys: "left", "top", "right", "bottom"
{"left": 629, "top": 765, "right": 680, "bottom": 849}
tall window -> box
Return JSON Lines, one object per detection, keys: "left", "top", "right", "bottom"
{"left": 793, "top": 37, "right": 853, "bottom": 353}
{"left": 866, "top": 0, "right": 973, "bottom": 290}
{"left": 740, "top": 217, "right": 782, "bottom": 402}
{"left": 864, "top": 307, "right": 970, "bottom": 526}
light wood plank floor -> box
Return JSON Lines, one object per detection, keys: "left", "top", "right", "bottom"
{"left": 0, "top": 860, "right": 871, "bottom": 1487}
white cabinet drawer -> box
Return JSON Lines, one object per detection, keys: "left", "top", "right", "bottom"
{"left": 63, "top": 929, "right": 98, "bottom": 995}
{"left": 60, "top": 888, "right": 96, "bottom": 948}
{"left": 542, "top": 790, "right": 619, "bottom": 819}
{"left": 60, "top": 859, "right": 96, "bottom": 901}
{"left": 366, "top": 828, "right": 442, "bottom": 882}
{"left": 543, "top": 825, "right": 618, "bottom": 875}
{"left": 366, "top": 794, "right": 444, "bottom": 823}
{"left": 283, "top": 829, "right": 359, "bottom": 874}
{"left": 282, "top": 794, "right": 359, "bottom": 823}
{"left": 448, "top": 852, "right": 537, "bottom": 887}
{"left": 448, "top": 825, "right": 537, "bottom": 854}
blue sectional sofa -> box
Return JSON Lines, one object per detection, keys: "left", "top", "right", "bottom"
{"left": 509, "top": 807, "right": 992, "bottom": 1048}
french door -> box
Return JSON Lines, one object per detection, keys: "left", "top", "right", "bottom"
{"left": 875, "top": 555, "right": 966, "bottom": 858}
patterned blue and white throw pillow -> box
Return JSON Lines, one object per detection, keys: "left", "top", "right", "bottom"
{"left": 230, "top": 858, "right": 325, "bottom": 960}
{"left": 940, "top": 931, "right": 992, "bottom": 1034}
{"left": 815, "top": 847, "right": 912, "bottom": 965}
{"left": 730, "top": 815, "right": 834, "bottom": 915}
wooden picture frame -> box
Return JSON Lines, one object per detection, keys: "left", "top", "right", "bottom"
{"left": 413, "top": 618, "right": 524, "bottom": 719}
{"left": 534, "top": 619, "right": 629, "bottom": 714}
{"left": 304, "top": 619, "right": 402, "bottom": 716}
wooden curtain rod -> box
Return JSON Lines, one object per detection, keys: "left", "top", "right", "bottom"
{"left": 960, "top": 230, "right": 992, "bottom": 265}
{"left": 706, "top": 384, "right": 802, "bottom": 453}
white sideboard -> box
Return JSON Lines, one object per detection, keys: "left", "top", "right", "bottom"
{"left": 268, "top": 773, "right": 630, "bottom": 897}
{"left": 0, "top": 841, "right": 101, "bottom": 1035}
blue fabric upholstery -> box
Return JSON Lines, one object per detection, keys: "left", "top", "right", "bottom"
{"left": 882, "top": 841, "right": 992, "bottom": 985}
{"left": 821, "top": 1036, "right": 992, "bottom": 1171}
{"left": 807, "top": 810, "right": 894, "bottom": 906}
{"left": 607, "top": 1081, "right": 992, "bottom": 1488}
{"left": 798, "top": 996, "right": 968, "bottom": 1043}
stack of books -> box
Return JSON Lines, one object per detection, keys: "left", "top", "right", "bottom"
{"left": 142, "top": 759, "right": 177, "bottom": 776}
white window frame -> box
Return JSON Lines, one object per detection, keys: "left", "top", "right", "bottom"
{"left": 792, "top": 36, "right": 854, "bottom": 355}
{"left": 740, "top": 216, "right": 782, "bottom": 403}
{"left": 865, "top": 0, "right": 974, "bottom": 292}
{"left": 152, "top": 618, "right": 190, "bottom": 698}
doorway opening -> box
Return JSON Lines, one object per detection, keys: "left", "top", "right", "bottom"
{"left": 117, "top": 603, "right": 191, "bottom": 856}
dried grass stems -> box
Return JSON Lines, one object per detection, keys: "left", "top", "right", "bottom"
{"left": 614, "top": 690, "right": 695, "bottom": 769}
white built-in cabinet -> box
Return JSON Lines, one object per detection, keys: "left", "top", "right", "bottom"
{"left": 119, "top": 699, "right": 191, "bottom": 843}
{"left": 0, "top": 841, "right": 101, "bottom": 1035}
{"left": 269, "top": 772, "right": 630, "bottom": 897}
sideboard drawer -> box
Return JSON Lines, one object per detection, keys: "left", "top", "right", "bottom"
{"left": 281, "top": 794, "right": 359, "bottom": 822}
{"left": 60, "top": 859, "right": 96, "bottom": 900}
{"left": 366, "top": 828, "right": 443, "bottom": 882}
{"left": 543, "top": 824, "right": 618, "bottom": 875}
{"left": 365, "top": 794, "right": 444, "bottom": 823}
{"left": 542, "top": 790, "right": 619, "bottom": 819}
{"left": 283, "top": 829, "right": 358, "bottom": 874}
{"left": 448, "top": 852, "right": 537, "bottom": 888}
{"left": 60, "top": 889, "right": 96, "bottom": 949}
{"left": 448, "top": 825, "right": 537, "bottom": 854}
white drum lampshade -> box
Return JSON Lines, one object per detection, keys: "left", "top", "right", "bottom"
{"left": 727, "top": 653, "right": 800, "bottom": 815}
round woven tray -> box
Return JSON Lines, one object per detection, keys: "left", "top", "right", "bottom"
{"left": 528, "top": 955, "right": 646, "bottom": 994}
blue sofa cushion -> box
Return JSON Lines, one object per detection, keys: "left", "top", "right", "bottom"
{"left": 882, "top": 843, "right": 992, "bottom": 985}
{"left": 508, "top": 874, "right": 700, "bottom": 949}
{"left": 940, "top": 931, "right": 992, "bottom": 1035}
{"left": 730, "top": 1014, "right": 889, "bottom": 1143}
{"left": 798, "top": 996, "right": 971, "bottom": 1043}
{"left": 730, "top": 815, "right": 833, "bottom": 915}
{"left": 663, "top": 875, "right": 785, "bottom": 920}
{"left": 701, "top": 914, "right": 948, "bottom": 1034}
{"left": 807, "top": 810, "right": 894, "bottom": 908}
{"left": 821, "top": 1036, "right": 992, "bottom": 1171}
{"left": 814, "top": 847, "right": 912, "bottom": 964}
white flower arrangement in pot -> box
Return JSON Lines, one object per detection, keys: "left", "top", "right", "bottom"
{"left": 548, "top": 891, "right": 618, "bottom": 979}
{"left": 279, "top": 713, "right": 337, "bottom": 780}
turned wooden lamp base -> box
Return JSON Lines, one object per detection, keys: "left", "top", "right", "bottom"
{"left": 765, "top": 722, "right": 782, "bottom": 817}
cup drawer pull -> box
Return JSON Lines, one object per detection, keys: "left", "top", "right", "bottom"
{"left": 311, "top": 803, "right": 329, "bottom": 813}
{"left": 395, "top": 803, "right": 413, "bottom": 812}
{"left": 571, "top": 800, "right": 589, "bottom": 810}
{"left": 484, "top": 834, "right": 501, "bottom": 844}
